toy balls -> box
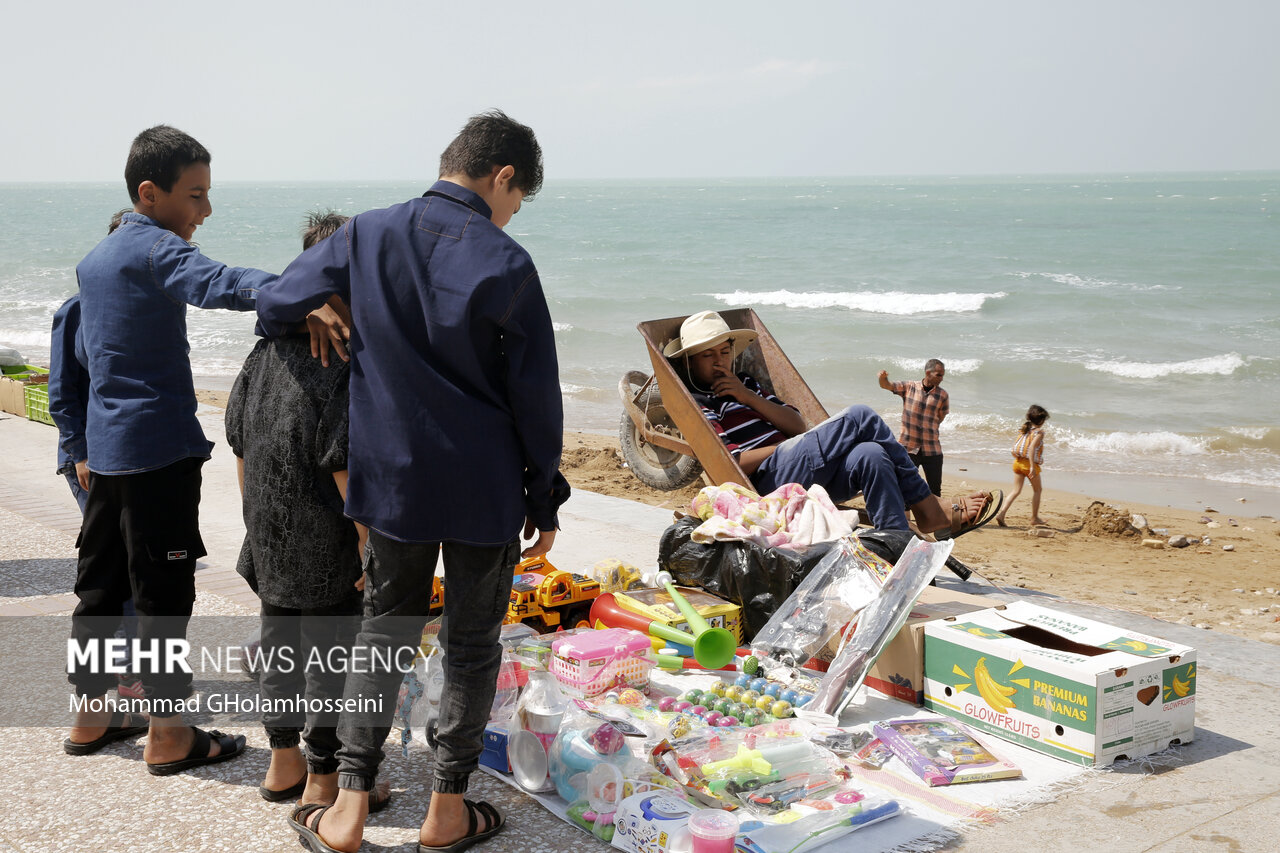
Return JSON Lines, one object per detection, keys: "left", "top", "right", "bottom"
{"left": 657, "top": 696, "right": 678, "bottom": 712}
{"left": 769, "top": 700, "right": 793, "bottom": 718}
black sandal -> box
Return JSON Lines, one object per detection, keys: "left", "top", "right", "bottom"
{"left": 63, "top": 710, "right": 150, "bottom": 756}
{"left": 290, "top": 803, "right": 345, "bottom": 853}
{"left": 418, "top": 799, "right": 504, "bottom": 852}
{"left": 145, "top": 727, "right": 245, "bottom": 776}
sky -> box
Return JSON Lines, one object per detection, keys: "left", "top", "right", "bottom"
{"left": 2, "top": 0, "right": 1277, "bottom": 182}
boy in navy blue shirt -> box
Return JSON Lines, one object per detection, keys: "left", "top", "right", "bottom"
{"left": 64, "top": 126, "right": 349, "bottom": 774}
{"left": 260, "top": 110, "right": 568, "bottom": 853}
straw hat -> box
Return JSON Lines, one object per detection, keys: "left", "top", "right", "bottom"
{"left": 662, "top": 311, "right": 758, "bottom": 359}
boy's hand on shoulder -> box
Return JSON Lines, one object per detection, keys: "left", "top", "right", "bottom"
{"left": 307, "top": 295, "right": 352, "bottom": 366}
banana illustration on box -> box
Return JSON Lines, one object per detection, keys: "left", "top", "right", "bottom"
{"left": 1163, "top": 662, "right": 1197, "bottom": 701}
{"left": 952, "top": 657, "right": 1022, "bottom": 713}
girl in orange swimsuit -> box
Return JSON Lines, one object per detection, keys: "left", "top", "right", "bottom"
{"left": 997, "top": 405, "right": 1049, "bottom": 527}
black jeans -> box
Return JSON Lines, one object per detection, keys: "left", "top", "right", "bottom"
{"left": 69, "top": 458, "right": 206, "bottom": 704}
{"left": 259, "top": 594, "right": 361, "bottom": 774}
{"left": 909, "top": 452, "right": 944, "bottom": 497}
{"left": 334, "top": 532, "right": 517, "bottom": 795}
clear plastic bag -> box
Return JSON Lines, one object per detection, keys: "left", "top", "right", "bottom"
{"left": 749, "top": 537, "right": 889, "bottom": 675}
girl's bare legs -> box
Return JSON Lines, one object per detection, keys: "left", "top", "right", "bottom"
{"left": 996, "top": 474, "right": 1026, "bottom": 526}
{"left": 1028, "top": 472, "right": 1045, "bottom": 526}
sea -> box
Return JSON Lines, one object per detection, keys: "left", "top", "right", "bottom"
{"left": 2, "top": 173, "right": 1277, "bottom": 516}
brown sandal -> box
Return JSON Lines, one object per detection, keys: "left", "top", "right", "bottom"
{"left": 936, "top": 490, "right": 1003, "bottom": 541}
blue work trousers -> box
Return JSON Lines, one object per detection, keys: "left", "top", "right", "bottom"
{"left": 753, "top": 405, "right": 933, "bottom": 531}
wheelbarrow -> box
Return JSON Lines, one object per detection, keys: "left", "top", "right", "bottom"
{"left": 615, "top": 308, "right": 973, "bottom": 579}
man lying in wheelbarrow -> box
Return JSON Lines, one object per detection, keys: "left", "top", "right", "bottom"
{"left": 665, "top": 311, "right": 1000, "bottom": 539}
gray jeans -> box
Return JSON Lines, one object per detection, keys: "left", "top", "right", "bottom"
{"left": 334, "top": 532, "right": 517, "bottom": 795}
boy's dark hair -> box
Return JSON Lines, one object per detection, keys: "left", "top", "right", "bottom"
{"left": 124, "top": 125, "right": 211, "bottom": 204}
{"left": 438, "top": 110, "right": 543, "bottom": 200}
{"left": 107, "top": 208, "right": 130, "bottom": 234}
{"left": 302, "top": 210, "right": 350, "bottom": 250}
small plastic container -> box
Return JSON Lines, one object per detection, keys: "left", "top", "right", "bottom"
{"left": 687, "top": 808, "right": 739, "bottom": 853}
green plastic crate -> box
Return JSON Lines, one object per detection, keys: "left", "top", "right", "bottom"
{"left": 24, "top": 382, "right": 54, "bottom": 426}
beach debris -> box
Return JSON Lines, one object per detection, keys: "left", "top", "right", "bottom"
{"left": 1142, "top": 539, "right": 1165, "bottom": 549}
{"left": 1205, "top": 521, "right": 1221, "bottom": 529}
{"left": 1131, "top": 513, "right": 1148, "bottom": 531}
{"left": 1124, "top": 589, "right": 1138, "bottom": 595}
{"left": 1167, "top": 535, "right": 1192, "bottom": 548}
{"left": 1228, "top": 518, "right": 1238, "bottom": 526}
{"left": 1237, "top": 497, "right": 1247, "bottom": 502}
{"left": 1223, "top": 544, "right": 1235, "bottom": 552}
{"left": 1026, "top": 527, "right": 1055, "bottom": 538}
{"left": 1199, "top": 516, "right": 1212, "bottom": 524}
{"left": 1202, "top": 537, "right": 1212, "bottom": 546}
{"left": 1205, "top": 507, "right": 1217, "bottom": 513}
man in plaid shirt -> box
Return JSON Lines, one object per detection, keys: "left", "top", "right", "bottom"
{"left": 879, "top": 360, "right": 948, "bottom": 497}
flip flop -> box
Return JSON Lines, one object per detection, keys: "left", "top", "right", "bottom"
{"left": 290, "top": 803, "right": 344, "bottom": 853}
{"left": 936, "top": 490, "right": 1003, "bottom": 541}
{"left": 146, "top": 727, "right": 246, "bottom": 776}
{"left": 63, "top": 710, "right": 150, "bottom": 756}
{"left": 259, "top": 774, "right": 307, "bottom": 802}
{"left": 418, "top": 799, "right": 504, "bottom": 852}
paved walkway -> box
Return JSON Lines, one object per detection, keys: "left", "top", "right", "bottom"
{"left": 1, "top": 408, "right": 1277, "bottom": 852}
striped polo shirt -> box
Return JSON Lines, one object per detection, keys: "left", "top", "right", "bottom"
{"left": 694, "top": 374, "right": 798, "bottom": 457}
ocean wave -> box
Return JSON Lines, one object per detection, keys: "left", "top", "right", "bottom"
{"left": 1056, "top": 429, "right": 1209, "bottom": 456}
{"left": 1083, "top": 353, "right": 1246, "bottom": 379}
{"left": 1210, "top": 427, "right": 1280, "bottom": 454}
{"left": 1010, "top": 271, "right": 1174, "bottom": 292}
{"left": 0, "top": 328, "right": 54, "bottom": 352}
{"left": 709, "top": 289, "right": 1004, "bottom": 315}
{"left": 553, "top": 322, "right": 573, "bottom": 332}
{"left": 886, "top": 356, "right": 982, "bottom": 375}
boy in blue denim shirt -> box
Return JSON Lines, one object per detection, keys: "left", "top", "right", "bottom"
{"left": 65, "top": 126, "right": 305, "bottom": 774}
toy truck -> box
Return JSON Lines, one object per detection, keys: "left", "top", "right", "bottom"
{"left": 506, "top": 555, "right": 601, "bottom": 632}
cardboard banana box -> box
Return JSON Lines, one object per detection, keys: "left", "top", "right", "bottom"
{"left": 922, "top": 601, "right": 1196, "bottom": 766}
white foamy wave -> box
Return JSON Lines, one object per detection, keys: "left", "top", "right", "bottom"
{"left": 560, "top": 382, "right": 587, "bottom": 395}
{"left": 0, "top": 328, "right": 53, "bottom": 351}
{"left": 1084, "top": 353, "right": 1246, "bottom": 379}
{"left": 1057, "top": 429, "right": 1209, "bottom": 456}
{"left": 887, "top": 356, "right": 982, "bottom": 375}
{"left": 940, "top": 412, "right": 1016, "bottom": 433}
{"left": 709, "top": 289, "right": 1004, "bottom": 315}
{"left": 553, "top": 322, "right": 573, "bottom": 332}
{"left": 1010, "top": 271, "right": 1173, "bottom": 292}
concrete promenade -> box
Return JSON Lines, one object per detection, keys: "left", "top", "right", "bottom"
{"left": 0, "top": 407, "right": 1276, "bottom": 852}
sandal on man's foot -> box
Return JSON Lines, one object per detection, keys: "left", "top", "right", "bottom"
{"left": 63, "top": 710, "right": 150, "bottom": 756}
{"left": 935, "top": 490, "right": 1003, "bottom": 541}
{"left": 290, "top": 803, "right": 345, "bottom": 853}
{"left": 418, "top": 799, "right": 504, "bottom": 852}
{"left": 259, "top": 774, "right": 308, "bottom": 802}
{"left": 146, "top": 727, "right": 246, "bottom": 776}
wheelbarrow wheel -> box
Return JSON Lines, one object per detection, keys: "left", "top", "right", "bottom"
{"left": 619, "top": 387, "right": 703, "bottom": 491}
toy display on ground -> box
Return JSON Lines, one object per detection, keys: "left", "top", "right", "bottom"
{"left": 392, "top": 531, "right": 1195, "bottom": 853}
